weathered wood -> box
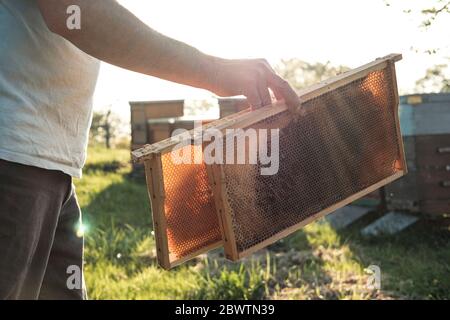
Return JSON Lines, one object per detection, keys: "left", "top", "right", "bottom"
{"left": 167, "top": 241, "right": 223, "bottom": 269}
{"left": 207, "top": 164, "right": 239, "bottom": 261}
{"left": 415, "top": 135, "right": 450, "bottom": 169}
{"left": 130, "top": 100, "right": 184, "bottom": 119}
{"left": 388, "top": 60, "right": 408, "bottom": 173}
{"left": 144, "top": 156, "right": 170, "bottom": 269}
{"left": 421, "top": 199, "right": 450, "bottom": 216}
{"left": 130, "top": 107, "right": 147, "bottom": 145}
{"left": 386, "top": 132, "right": 450, "bottom": 215}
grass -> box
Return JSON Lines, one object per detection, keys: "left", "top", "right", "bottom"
{"left": 74, "top": 146, "right": 450, "bottom": 300}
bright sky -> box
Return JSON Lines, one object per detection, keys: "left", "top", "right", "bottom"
{"left": 93, "top": 0, "right": 450, "bottom": 119}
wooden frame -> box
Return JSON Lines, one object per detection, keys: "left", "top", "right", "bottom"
{"left": 207, "top": 54, "right": 406, "bottom": 261}
{"left": 139, "top": 143, "right": 223, "bottom": 270}
{"left": 143, "top": 155, "right": 170, "bottom": 268}
{"left": 133, "top": 53, "right": 406, "bottom": 266}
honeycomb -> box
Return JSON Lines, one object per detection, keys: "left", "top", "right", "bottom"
{"left": 160, "top": 144, "right": 221, "bottom": 262}
{"left": 220, "top": 69, "right": 403, "bottom": 253}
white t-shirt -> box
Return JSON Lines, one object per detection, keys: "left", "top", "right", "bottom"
{"left": 0, "top": 0, "right": 100, "bottom": 178}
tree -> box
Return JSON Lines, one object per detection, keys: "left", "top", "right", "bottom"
{"left": 184, "top": 98, "right": 216, "bottom": 116}
{"left": 387, "top": 0, "right": 450, "bottom": 93}
{"left": 90, "top": 108, "right": 123, "bottom": 148}
{"left": 275, "top": 59, "right": 350, "bottom": 92}
{"left": 415, "top": 64, "right": 450, "bottom": 93}
{"left": 420, "top": 0, "right": 450, "bottom": 28}
{"left": 386, "top": 0, "right": 449, "bottom": 28}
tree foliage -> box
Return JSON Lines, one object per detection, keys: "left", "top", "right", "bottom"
{"left": 420, "top": 0, "right": 450, "bottom": 28}
{"left": 90, "top": 109, "right": 124, "bottom": 148}
{"left": 415, "top": 64, "right": 450, "bottom": 93}
{"left": 402, "top": 0, "right": 450, "bottom": 93}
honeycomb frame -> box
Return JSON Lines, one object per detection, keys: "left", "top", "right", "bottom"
{"left": 208, "top": 54, "right": 406, "bottom": 261}
{"left": 132, "top": 54, "right": 406, "bottom": 268}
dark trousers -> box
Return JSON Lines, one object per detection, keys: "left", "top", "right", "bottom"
{"left": 0, "top": 159, "right": 85, "bottom": 300}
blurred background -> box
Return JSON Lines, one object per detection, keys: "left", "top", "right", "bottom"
{"left": 80, "top": 0, "right": 450, "bottom": 300}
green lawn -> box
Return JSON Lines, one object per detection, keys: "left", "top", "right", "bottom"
{"left": 74, "top": 146, "right": 450, "bottom": 300}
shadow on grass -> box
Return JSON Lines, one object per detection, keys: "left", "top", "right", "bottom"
{"left": 331, "top": 208, "right": 450, "bottom": 299}
{"left": 81, "top": 174, "right": 151, "bottom": 229}
{"left": 83, "top": 160, "right": 128, "bottom": 174}
{"left": 262, "top": 206, "right": 450, "bottom": 299}
{"left": 79, "top": 172, "right": 155, "bottom": 272}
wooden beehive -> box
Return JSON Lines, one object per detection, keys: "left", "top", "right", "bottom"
{"left": 130, "top": 100, "right": 185, "bottom": 151}
{"left": 218, "top": 97, "right": 250, "bottom": 118}
{"left": 385, "top": 93, "right": 450, "bottom": 216}
{"left": 133, "top": 54, "right": 406, "bottom": 268}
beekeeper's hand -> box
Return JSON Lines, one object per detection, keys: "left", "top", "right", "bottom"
{"left": 206, "top": 57, "right": 301, "bottom": 111}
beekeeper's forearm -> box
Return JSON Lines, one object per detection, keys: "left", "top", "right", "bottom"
{"left": 37, "top": 0, "right": 217, "bottom": 91}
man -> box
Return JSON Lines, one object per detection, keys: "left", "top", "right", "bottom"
{"left": 0, "top": 0, "right": 300, "bottom": 299}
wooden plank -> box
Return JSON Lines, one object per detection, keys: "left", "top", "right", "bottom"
{"left": 205, "top": 163, "right": 230, "bottom": 251}
{"left": 219, "top": 98, "right": 250, "bottom": 118}
{"left": 299, "top": 64, "right": 387, "bottom": 102}
{"left": 144, "top": 155, "right": 171, "bottom": 270}
{"left": 130, "top": 100, "right": 184, "bottom": 118}
{"left": 417, "top": 170, "right": 450, "bottom": 200}
{"left": 420, "top": 199, "right": 450, "bottom": 216}
{"left": 402, "top": 136, "right": 417, "bottom": 171}
{"left": 168, "top": 241, "right": 223, "bottom": 269}
{"left": 132, "top": 128, "right": 147, "bottom": 145}
{"left": 208, "top": 164, "right": 239, "bottom": 261}
{"left": 150, "top": 126, "right": 172, "bottom": 144}
{"left": 131, "top": 107, "right": 148, "bottom": 145}
{"left": 237, "top": 170, "right": 405, "bottom": 259}
{"left": 388, "top": 60, "right": 408, "bottom": 173}
{"left": 415, "top": 134, "right": 450, "bottom": 168}
{"left": 297, "top": 54, "right": 400, "bottom": 102}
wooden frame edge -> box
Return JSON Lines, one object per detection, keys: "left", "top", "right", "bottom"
{"left": 145, "top": 152, "right": 225, "bottom": 270}
{"left": 144, "top": 154, "right": 171, "bottom": 270}
{"left": 208, "top": 164, "right": 240, "bottom": 261}
{"left": 236, "top": 170, "right": 406, "bottom": 259}
{"left": 388, "top": 59, "right": 408, "bottom": 174}
{"left": 168, "top": 241, "right": 223, "bottom": 269}
{"left": 298, "top": 54, "right": 401, "bottom": 102}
